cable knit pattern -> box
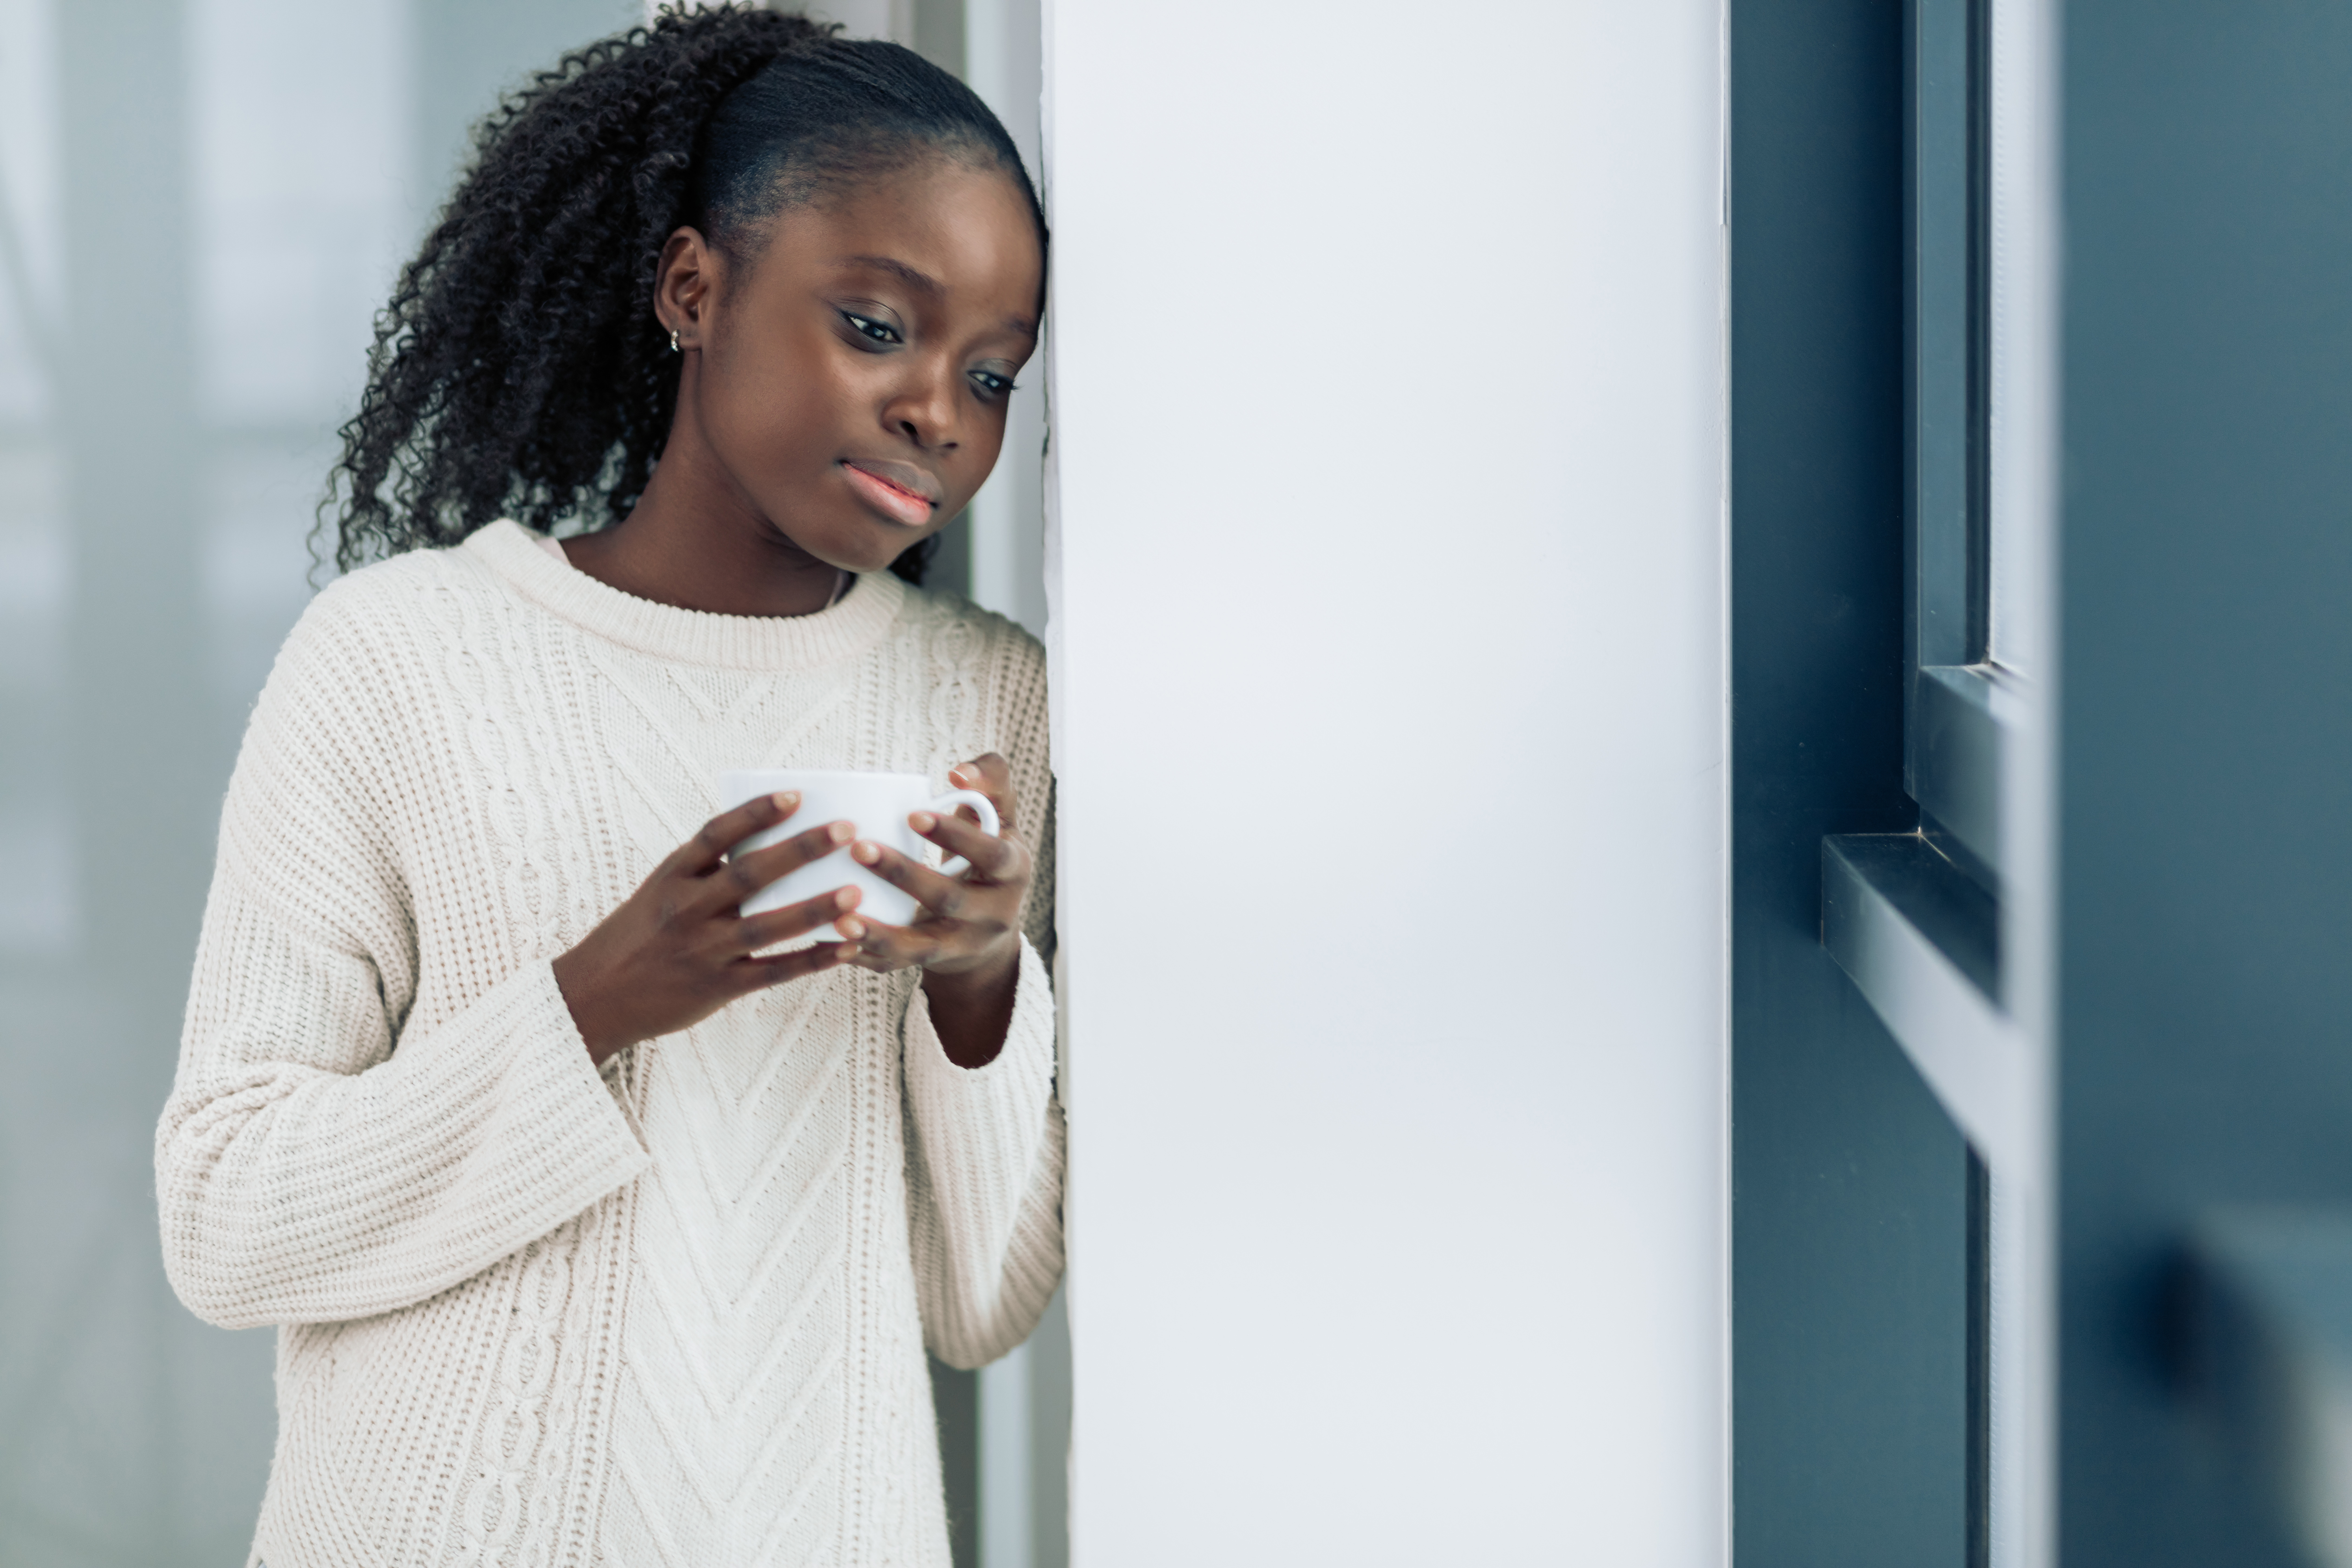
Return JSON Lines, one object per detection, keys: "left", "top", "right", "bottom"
{"left": 157, "top": 519, "right": 1064, "bottom": 1568}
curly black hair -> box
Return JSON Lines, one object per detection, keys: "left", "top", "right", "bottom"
{"left": 319, "top": 4, "right": 1044, "bottom": 583}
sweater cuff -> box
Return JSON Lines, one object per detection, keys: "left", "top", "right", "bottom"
{"left": 904, "top": 934, "right": 1057, "bottom": 1110}
{"left": 160, "top": 955, "right": 655, "bottom": 1331}
{"left": 380, "top": 958, "right": 654, "bottom": 1279}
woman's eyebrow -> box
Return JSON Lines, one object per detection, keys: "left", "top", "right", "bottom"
{"left": 840, "top": 254, "right": 941, "bottom": 294}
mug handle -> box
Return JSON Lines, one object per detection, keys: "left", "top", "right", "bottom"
{"left": 927, "top": 789, "right": 1001, "bottom": 878}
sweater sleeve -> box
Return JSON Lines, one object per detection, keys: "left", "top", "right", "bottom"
{"left": 902, "top": 621, "right": 1064, "bottom": 1369}
{"left": 155, "top": 590, "right": 651, "bottom": 1331}
{"left": 903, "top": 933, "right": 1065, "bottom": 1368}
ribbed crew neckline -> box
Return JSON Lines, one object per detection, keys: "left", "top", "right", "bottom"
{"left": 465, "top": 517, "right": 907, "bottom": 671}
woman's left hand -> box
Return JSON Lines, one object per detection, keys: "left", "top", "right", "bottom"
{"left": 840, "top": 753, "right": 1031, "bottom": 1065}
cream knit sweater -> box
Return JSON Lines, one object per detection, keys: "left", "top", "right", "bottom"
{"left": 157, "top": 519, "right": 1064, "bottom": 1568}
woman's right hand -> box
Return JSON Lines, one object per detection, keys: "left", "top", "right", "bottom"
{"left": 551, "top": 792, "right": 863, "bottom": 1065}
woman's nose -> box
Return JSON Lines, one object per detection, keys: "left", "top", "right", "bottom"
{"left": 886, "top": 362, "right": 962, "bottom": 450}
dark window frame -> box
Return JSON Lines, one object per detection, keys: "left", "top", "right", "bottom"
{"left": 1907, "top": 0, "right": 2012, "bottom": 898}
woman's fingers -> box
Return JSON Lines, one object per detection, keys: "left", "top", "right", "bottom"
{"left": 851, "top": 838, "right": 971, "bottom": 919}
{"left": 734, "top": 885, "right": 862, "bottom": 953}
{"left": 909, "top": 809, "right": 1028, "bottom": 884}
{"left": 732, "top": 937, "right": 862, "bottom": 993}
{"left": 835, "top": 915, "right": 935, "bottom": 972}
{"left": 701, "top": 819, "right": 855, "bottom": 915}
{"left": 638, "top": 762, "right": 1025, "bottom": 990}
{"left": 670, "top": 791, "right": 801, "bottom": 877}
{"left": 948, "top": 754, "right": 1018, "bottom": 832}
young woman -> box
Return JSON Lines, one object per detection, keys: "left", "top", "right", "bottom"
{"left": 155, "top": 11, "right": 1060, "bottom": 1565}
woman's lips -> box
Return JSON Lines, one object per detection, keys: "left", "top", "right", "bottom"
{"left": 840, "top": 461, "right": 937, "bottom": 527}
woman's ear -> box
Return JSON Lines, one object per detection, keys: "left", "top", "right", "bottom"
{"left": 654, "top": 226, "right": 722, "bottom": 351}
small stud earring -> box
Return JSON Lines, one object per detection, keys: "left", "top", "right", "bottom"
{"left": 669, "top": 328, "right": 681, "bottom": 353}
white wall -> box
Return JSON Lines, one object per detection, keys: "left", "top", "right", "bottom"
{"left": 1044, "top": 2, "right": 1728, "bottom": 1563}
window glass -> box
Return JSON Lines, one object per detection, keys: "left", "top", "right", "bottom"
{"left": 1985, "top": 6, "right": 2048, "bottom": 683}
{"left": 0, "top": 3, "right": 629, "bottom": 1557}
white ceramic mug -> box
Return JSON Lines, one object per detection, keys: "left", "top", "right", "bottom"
{"left": 717, "top": 768, "right": 1001, "bottom": 940}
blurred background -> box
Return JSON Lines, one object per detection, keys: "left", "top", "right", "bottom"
{"left": 0, "top": 1, "right": 1056, "bottom": 1563}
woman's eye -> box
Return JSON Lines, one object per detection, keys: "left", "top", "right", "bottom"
{"left": 969, "top": 370, "right": 1017, "bottom": 399}
{"left": 842, "top": 312, "right": 901, "bottom": 345}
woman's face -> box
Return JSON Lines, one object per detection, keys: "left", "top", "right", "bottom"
{"left": 661, "top": 156, "right": 1043, "bottom": 575}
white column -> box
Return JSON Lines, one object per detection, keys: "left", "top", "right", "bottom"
{"left": 1044, "top": 2, "right": 1730, "bottom": 1563}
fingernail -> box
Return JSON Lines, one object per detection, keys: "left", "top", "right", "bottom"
{"left": 852, "top": 841, "right": 880, "bottom": 864}
{"left": 950, "top": 765, "right": 972, "bottom": 783}
{"left": 909, "top": 811, "right": 937, "bottom": 832}
{"left": 837, "top": 943, "right": 862, "bottom": 960}
{"left": 837, "top": 917, "right": 866, "bottom": 939}
{"left": 834, "top": 887, "right": 860, "bottom": 909}
{"left": 773, "top": 791, "right": 798, "bottom": 809}
{"left": 828, "top": 821, "right": 855, "bottom": 845}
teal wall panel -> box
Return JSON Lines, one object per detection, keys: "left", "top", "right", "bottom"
{"left": 1731, "top": 3, "right": 1970, "bottom": 1564}
{"left": 2059, "top": 5, "right": 2352, "bottom": 1562}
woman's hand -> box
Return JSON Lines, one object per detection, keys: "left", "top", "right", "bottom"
{"left": 552, "top": 792, "right": 865, "bottom": 1065}
{"left": 838, "top": 755, "right": 1033, "bottom": 1067}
